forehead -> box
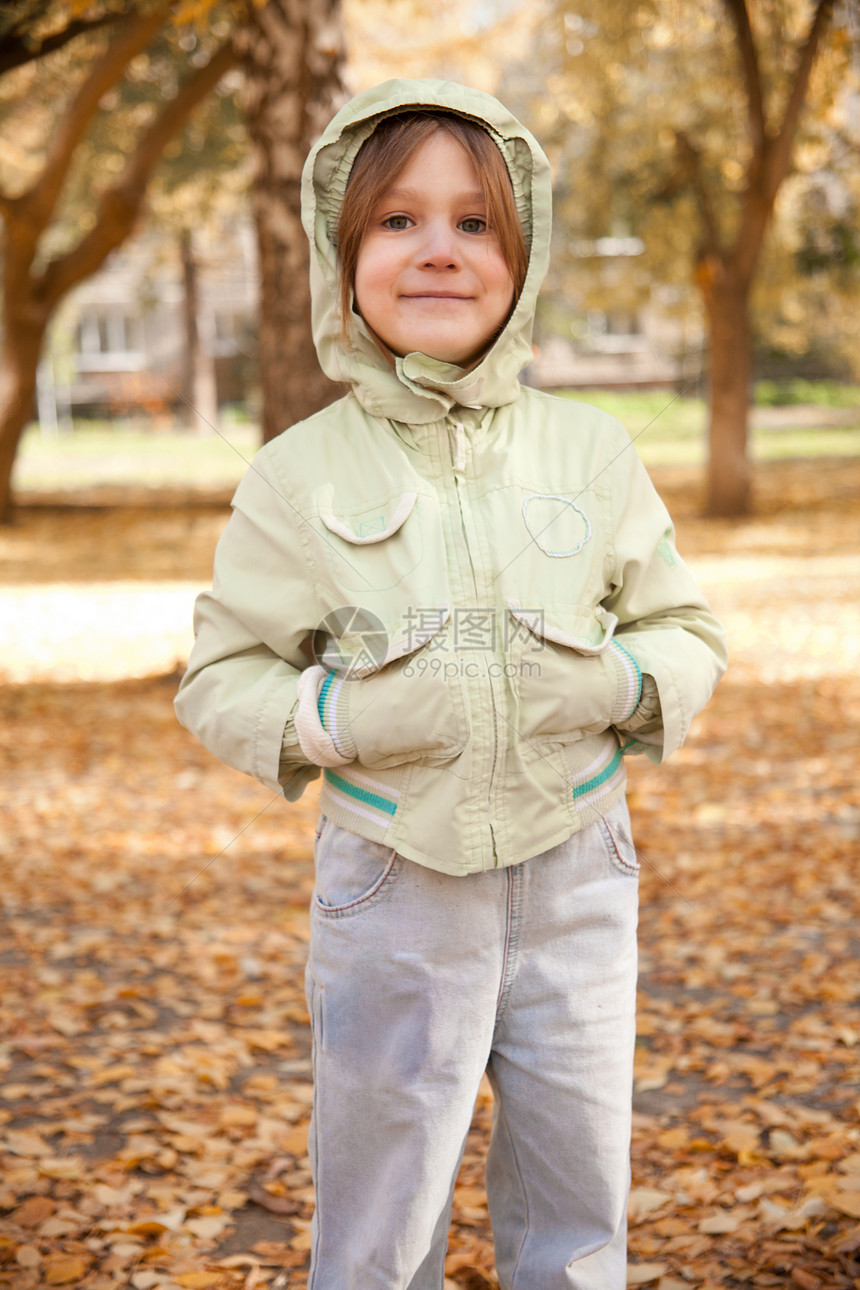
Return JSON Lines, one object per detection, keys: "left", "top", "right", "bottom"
{"left": 313, "top": 106, "right": 534, "bottom": 250}
{"left": 378, "top": 130, "right": 484, "bottom": 202}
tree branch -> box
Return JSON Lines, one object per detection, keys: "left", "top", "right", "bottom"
{"left": 764, "top": 0, "right": 836, "bottom": 202}
{"left": 675, "top": 130, "right": 723, "bottom": 259}
{"left": 730, "top": 0, "right": 836, "bottom": 283}
{"left": 18, "top": 3, "right": 170, "bottom": 238}
{"left": 0, "top": 13, "right": 124, "bottom": 75}
{"left": 37, "top": 40, "right": 239, "bottom": 310}
{"left": 722, "top": 0, "right": 767, "bottom": 153}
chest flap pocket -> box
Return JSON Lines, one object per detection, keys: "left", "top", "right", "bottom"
{"left": 321, "top": 492, "right": 417, "bottom": 547}
{"left": 317, "top": 488, "right": 427, "bottom": 595}
{"left": 313, "top": 486, "right": 450, "bottom": 651}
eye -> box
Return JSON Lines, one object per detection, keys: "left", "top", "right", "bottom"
{"left": 459, "top": 217, "right": 488, "bottom": 234}
{"left": 382, "top": 214, "right": 413, "bottom": 230}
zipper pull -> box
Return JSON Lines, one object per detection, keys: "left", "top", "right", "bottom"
{"left": 451, "top": 420, "right": 466, "bottom": 474}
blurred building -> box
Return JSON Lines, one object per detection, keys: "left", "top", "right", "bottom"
{"left": 40, "top": 220, "right": 259, "bottom": 431}
{"left": 38, "top": 224, "right": 705, "bottom": 432}
{"left": 527, "top": 238, "right": 706, "bottom": 392}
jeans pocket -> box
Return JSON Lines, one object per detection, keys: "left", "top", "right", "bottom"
{"left": 598, "top": 801, "right": 640, "bottom": 878}
{"left": 313, "top": 825, "right": 402, "bottom": 917}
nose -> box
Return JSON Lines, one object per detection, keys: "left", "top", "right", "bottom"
{"left": 417, "top": 219, "right": 459, "bottom": 269}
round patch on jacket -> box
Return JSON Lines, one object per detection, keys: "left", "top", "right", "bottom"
{"left": 522, "top": 493, "right": 591, "bottom": 558}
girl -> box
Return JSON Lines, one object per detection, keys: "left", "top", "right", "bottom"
{"left": 176, "top": 79, "right": 727, "bottom": 1290}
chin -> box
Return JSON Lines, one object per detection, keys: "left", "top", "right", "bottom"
{"left": 424, "top": 351, "right": 470, "bottom": 365}
{"left": 410, "top": 337, "right": 477, "bottom": 366}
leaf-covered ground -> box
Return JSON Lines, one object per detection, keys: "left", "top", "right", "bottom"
{"left": 1, "top": 457, "right": 859, "bottom": 1290}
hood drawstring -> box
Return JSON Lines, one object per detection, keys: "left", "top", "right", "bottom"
{"left": 451, "top": 421, "right": 467, "bottom": 474}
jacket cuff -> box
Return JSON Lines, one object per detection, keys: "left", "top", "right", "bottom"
{"left": 293, "top": 665, "right": 354, "bottom": 767}
{"left": 316, "top": 670, "right": 358, "bottom": 761}
{"left": 607, "top": 640, "right": 643, "bottom": 725}
{"left": 617, "top": 673, "right": 662, "bottom": 734}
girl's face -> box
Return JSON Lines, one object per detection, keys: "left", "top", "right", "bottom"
{"left": 353, "top": 130, "right": 516, "bottom": 368}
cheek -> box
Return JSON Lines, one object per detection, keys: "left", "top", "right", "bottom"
{"left": 484, "top": 246, "right": 515, "bottom": 301}
{"left": 354, "top": 243, "right": 393, "bottom": 306}
{"left": 352, "top": 247, "right": 370, "bottom": 314}
{"left": 352, "top": 260, "right": 371, "bottom": 316}
{"left": 490, "top": 261, "right": 516, "bottom": 314}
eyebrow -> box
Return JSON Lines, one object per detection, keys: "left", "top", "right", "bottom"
{"left": 380, "top": 187, "right": 487, "bottom": 206}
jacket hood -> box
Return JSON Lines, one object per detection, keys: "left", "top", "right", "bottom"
{"left": 301, "top": 78, "right": 552, "bottom": 424}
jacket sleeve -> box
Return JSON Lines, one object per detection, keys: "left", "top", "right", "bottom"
{"left": 602, "top": 429, "right": 728, "bottom": 763}
{"left": 174, "top": 449, "right": 325, "bottom": 799}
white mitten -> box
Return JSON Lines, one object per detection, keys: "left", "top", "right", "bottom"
{"left": 294, "top": 665, "right": 354, "bottom": 767}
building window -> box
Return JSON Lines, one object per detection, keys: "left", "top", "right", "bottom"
{"left": 75, "top": 310, "right": 144, "bottom": 370}
{"left": 587, "top": 308, "right": 647, "bottom": 353}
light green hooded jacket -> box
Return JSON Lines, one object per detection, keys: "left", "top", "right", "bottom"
{"left": 175, "top": 78, "right": 727, "bottom": 876}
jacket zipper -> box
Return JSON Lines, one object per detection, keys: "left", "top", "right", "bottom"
{"left": 449, "top": 418, "right": 500, "bottom": 867}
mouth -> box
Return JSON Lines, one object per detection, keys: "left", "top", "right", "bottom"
{"left": 400, "top": 292, "right": 473, "bottom": 300}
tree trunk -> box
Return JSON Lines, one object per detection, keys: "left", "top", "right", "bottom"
{"left": 180, "top": 228, "right": 219, "bottom": 433}
{"left": 705, "top": 275, "right": 752, "bottom": 518}
{"left": 0, "top": 324, "right": 47, "bottom": 523}
{"left": 237, "top": 0, "right": 344, "bottom": 444}
{"left": 0, "top": 27, "right": 236, "bottom": 523}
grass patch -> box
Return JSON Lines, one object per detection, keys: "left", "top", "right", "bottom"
{"left": 752, "top": 425, "right": 860, "bottom": 461}
{"left": 754, "top": 379, "right": 860, "bottom": 407}
{"left": 14, "top": 421, "right": 259, "bottom": 493}
{"left": 12, "top": 390, "right": 860, "bottom": 496}
{"left": 559, "top": 390, "right": 860, "bottom": 466}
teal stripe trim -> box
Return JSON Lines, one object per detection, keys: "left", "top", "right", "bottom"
{"left": 318, "top": 671, "right": 335, "bottom": 727}
{"left": 612, "top": 639, "right": 642, "bottom": 716}
{"left": 572, "top": 748, "right": 623, "bottom": 800}
{"left": 325, "top": 769, "right": 398, "bottom": 816}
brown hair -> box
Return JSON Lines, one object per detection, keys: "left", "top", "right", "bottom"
{"left": 336, "top": 111, "right": 529, "bottom": 336}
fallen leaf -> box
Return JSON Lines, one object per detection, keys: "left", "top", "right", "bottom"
{"left": 790, "top": 1269, "right": 823, "bottom": 1289}
{"left": 14, "top": 1244, "right": 42, "bottom": 1268}
{"left": 185, "top": 1213, "right": 232, "bottom": 1239}
{"left": 281, "top": 1123, "right": 309, "bottom": 1156}
{"left": 628, "top": 1188, "right": 673, "bottom": 1224}
{"left": 627, "top": 1263, "right": 667, "bottom": 1285}
{"left": 42, "top": 1254, "right": 89, "bottom": 1284}
{"left": 827, "top": 1191, "right": 860, "bottom": 1219}
{"left": 247, "top": 1187, "right": 300, "bottom": 1215}
{"left": 699, "top": 1210, "right": 743, "bottom": 1234}
{"left": 3, "top": 463, "right": 860, "bottom": 1290}
{"left": 219, "top": 1105, "right": 258, "bottom": 1128}
{"left": 13, "top": 1195, "right": 56, "bottom": 1227}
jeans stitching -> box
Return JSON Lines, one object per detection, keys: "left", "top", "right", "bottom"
{"left": 599, "top": 814, "right": 640, "bottom": 877}
{"left": 307, "top": 974, "right": 322, "bottom": 1288}
{"left": 494, "top": 865, "right": 524, "bottom": 1026}
{"left": 313, "top": 849, "right": 400, "bottom": 917}
{"left": 496, "top": 1085, "right": 531, "bottom": 1289}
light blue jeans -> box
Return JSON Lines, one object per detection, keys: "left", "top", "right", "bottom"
{"left": 304, "top": 799, "right": 640, "bottom": 1290}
